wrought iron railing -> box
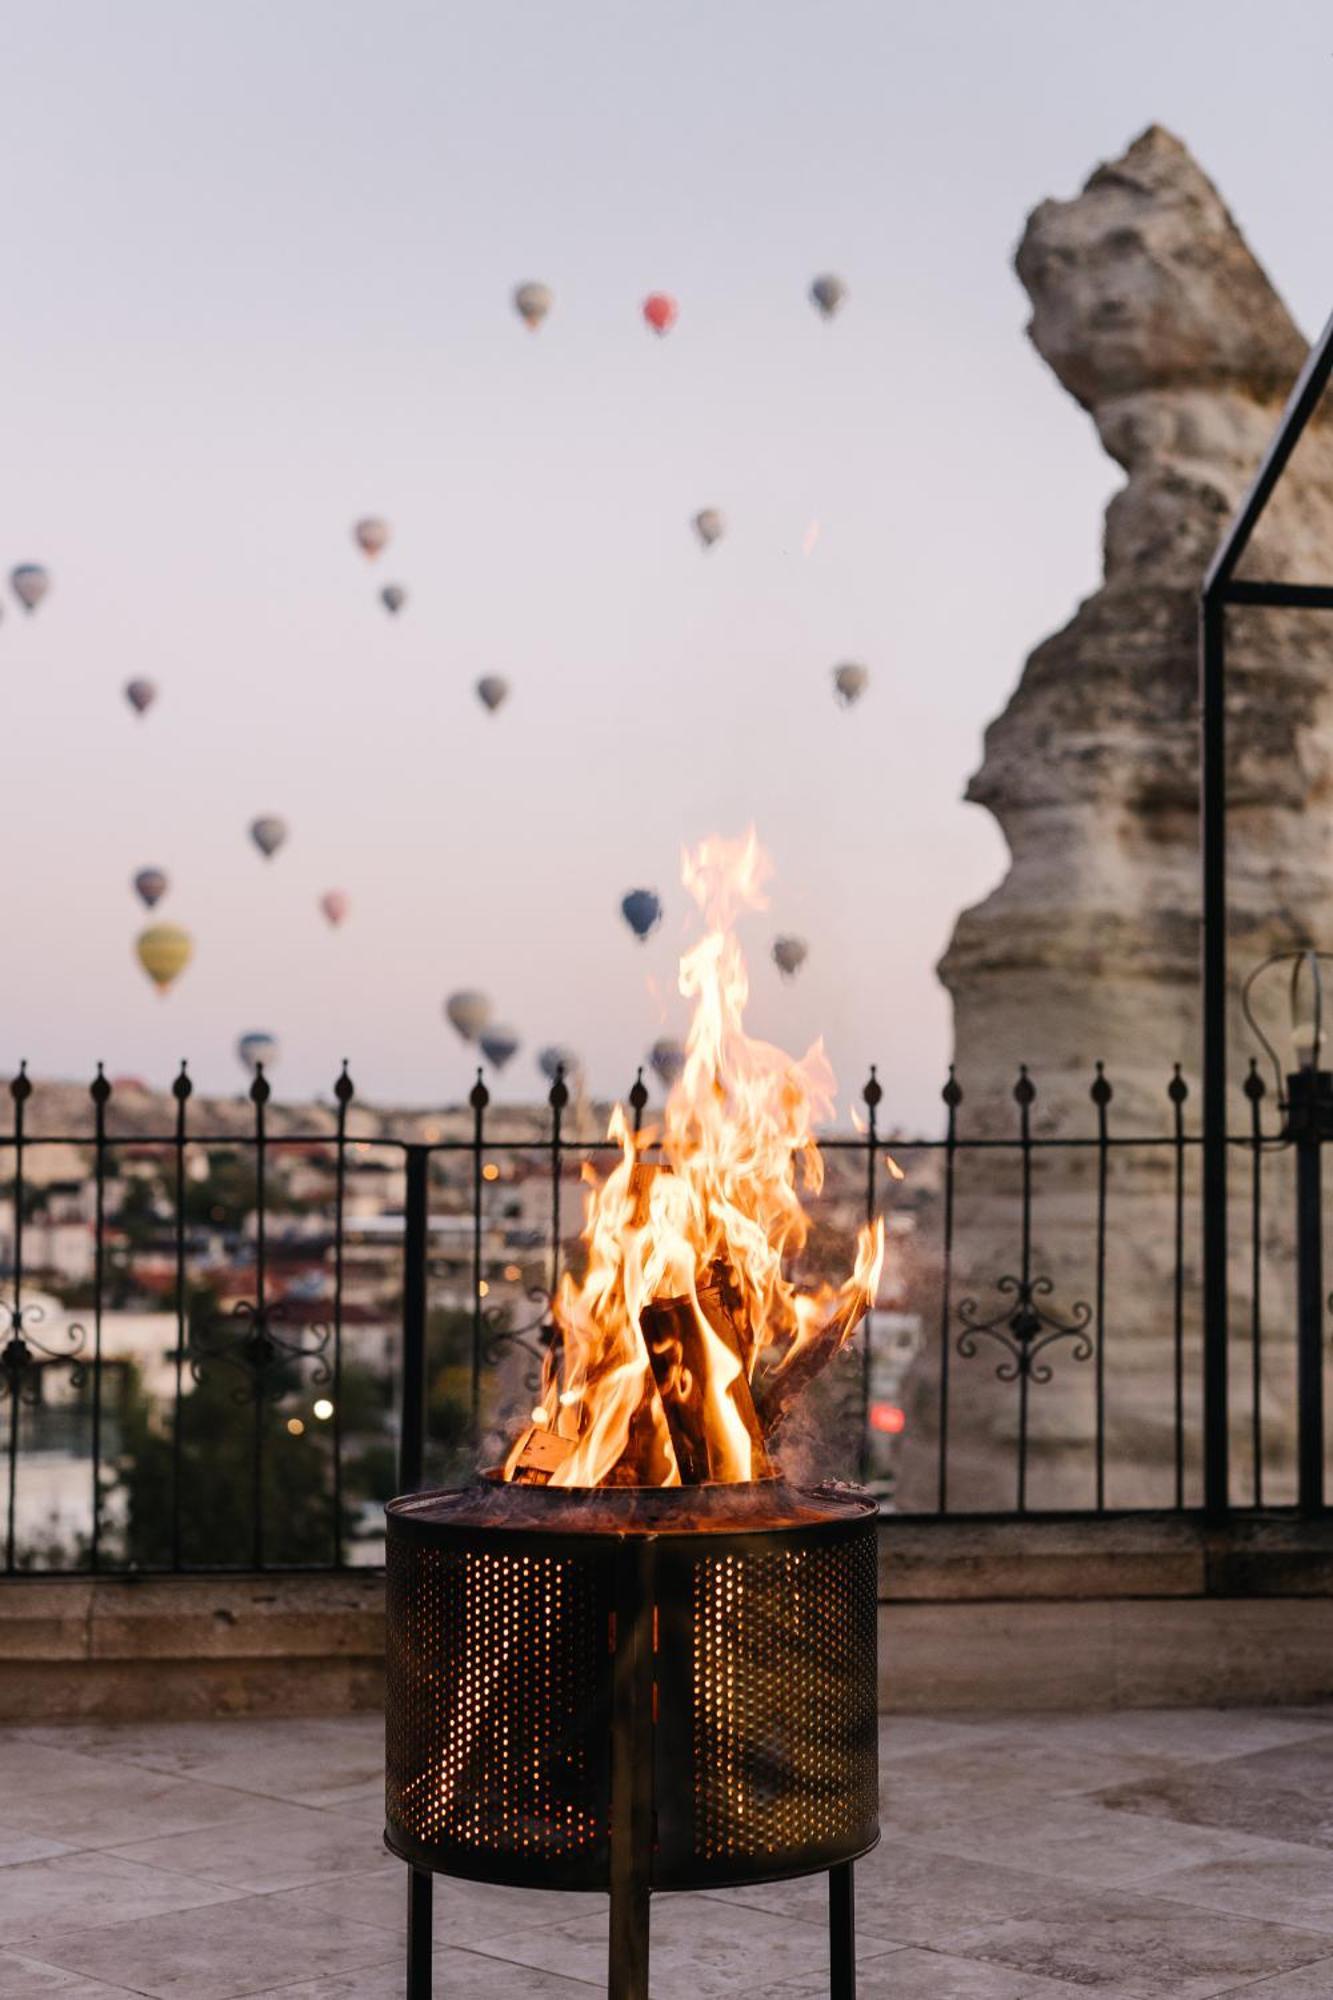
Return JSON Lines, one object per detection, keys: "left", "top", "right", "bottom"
{"left": 0, "top": 1053, "right": 1322, "bottom": 1574}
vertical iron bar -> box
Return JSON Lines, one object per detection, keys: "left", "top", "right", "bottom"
{"left": 400, "top": 1146, "right": 430, "bottom": 1494}
{"left": 89, "top": 1069, "right": 110, "bottom": 1568}
{"left": 1170, "top": 1068, "right": 1188, "bottom": 1509}
{"left": 1245, "top": 1063, "right": 1265, "bottom": 1507}
{"left": 1016, "top": 1068, "right": 1033, "bottom": 1515}
{"left": 549, "top": 1069, "right": 566, "bottom": 1310}
{"left": 406, "top": 1867, "right": 433, "bottom": 1998}
{"left": 630, "top": 1068, "right": 647, "bottom": 1140}
{"left": 937, "top": 1072, "right": 960, "bottom": 1515}
{"left": 1092, "top": 1065, "right": 1110, "bottom": 1514}
{"left": 829, "top": 1861, "right": 856, "bottom": 2000}
{"left": 1199, "top": 592, "right": 1230, "bottom": 1520}
{"left": 170, "top": 1065, "right": 191, "bottom": 1570}
{"left": 5, "top": 1066, "right": 30, "bottom": 1575}
{"left": 251, "top": 1068, "right": 269, "bottom": 1571}
{"left": 470, "top": 1072, "right": 488, "bottom": 1441}
{"left": 858, "top": 1069, "right": 881, "bottom": 1484}
{"left": 332, "top": 1064, "right": 353, "bottom": 1566}
{"left": 1291, "top": 1073, "right": 1326, "bottom": 1516}
{"left": 609, "top": 1538, "right": 654, "bottom": 2000}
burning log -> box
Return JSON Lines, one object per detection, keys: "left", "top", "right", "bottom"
{"left": 640, "top": 1290, "right": 772, "bottom": 1483}
{"left": 753, "top": 1287, "right": 873, "bottom": 1437}
{"left": 504, "top": 1422, "right": 576, "bottom": 1485}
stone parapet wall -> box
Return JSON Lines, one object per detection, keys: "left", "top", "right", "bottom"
{"left": 3, "top": 1518, "right": 1331, "bottom": 1722}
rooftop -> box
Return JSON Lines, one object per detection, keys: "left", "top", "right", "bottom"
{"left": 2, "top": 1706, "right": 1333, "bottom": 1996}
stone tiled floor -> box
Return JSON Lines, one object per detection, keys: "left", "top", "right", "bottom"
{"left": 1, "top": 1708, "right": 1333, "bottom": 1996}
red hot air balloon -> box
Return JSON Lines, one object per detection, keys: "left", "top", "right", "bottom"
{"left": 320, "top": 890, "right": 349, "bottom": 927}
{"left": 642, "top": 293, "right": 678, "bottom": 336}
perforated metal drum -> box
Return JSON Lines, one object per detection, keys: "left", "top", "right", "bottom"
{"left": 384, "top": 1479, "right": 879, "bottom": 1894}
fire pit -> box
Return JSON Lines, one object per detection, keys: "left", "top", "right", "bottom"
{"left": 384, "top": 834, "right": 887, "bottom": 1997}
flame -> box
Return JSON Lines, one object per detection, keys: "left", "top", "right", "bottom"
{"left": 503, "top": 830, "right": 884, "bottom": 1488}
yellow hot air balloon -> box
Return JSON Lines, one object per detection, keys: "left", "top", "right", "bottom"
{"left": 136, "top": 923, "right": 193, "bottom": 995}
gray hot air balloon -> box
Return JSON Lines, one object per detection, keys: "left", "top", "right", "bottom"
{"left": 480, "top": 1025, "right": 520, "bottom": 1071}
{"left": 620, "top": 889, "right": 662, "bottom": 942}
{"left": 537, "top": 1043, "right": 581, "bottom": 1088}
{"left": 810, "top": 274, "right": 847, "bottom": 319}
{"left": 476, "top": 675, "right": 510, "bottom": 713}
{"left": 133, "top": 867, "right": 168, "bottom": 910}
{"left": 649, "top": 1037, "right": 686, "bottom": 1089}
{"left": 832, "top": 662, "right": 870, "bottom": 707}
{"left": 250, "top": 815, "right": 288, "bottom": 859}
{"left": 354, "top": 517, "right": 389, "bottom": 558}
{"left": 125, "top": 678, "right": 158, "bottom": 716}
{"left": 513, "top": 281, "right": 553, "bottom": 330}
{"left": 445, "top": 990, "right": 492, "bottom": 1042}
{"left": 692, "top": 509, "right": 725, "bottom": 550}
{"left": 772, "top": 935, "right": 809, "bottom": 980}
{"left": 10, "top": 565, "right": 50, "bottom": 613}
{"left": 237, "top": 1031, "right": 280, "bottom": 1075}
{"left": 380, "top": 584, "right": 407, "bottom": 615}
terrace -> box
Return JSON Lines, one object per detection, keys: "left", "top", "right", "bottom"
{"left": 4, "top": 1708, "right": 1333, "bottom": 1997}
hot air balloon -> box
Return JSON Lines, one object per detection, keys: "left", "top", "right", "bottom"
{"left": 693, "top": 509, "right": 725, "bottom": 550}
{"left": 237, "top": 1031, "right": 280, "bottom": 1075}
{"left": 480, "top": 1025, "right": 520, "bottom": 1071}
{"left": 476, "top": 675, "right": 510, "bottom": 714}
{"left": 620, "top": 889, "right": 662, "bottom": 942}
{"left": 381, "top": 585, "right": 406, "bottom": 615}
{"left": 649, "top": 1037, "right": 686, "bottom": 1089}
{"left": 445, "top": 990, "right": 492, "bottom": 1042}
{"left": 354, "top": 517, "right": 389, "bottom": 558}
{"left": 537, "top": 1044, "right": 580, "bottom": 1087}
{"left": 772, "top": 935, "right": 809, "bottom": 979}
{"left": 810, "top": 274, "right": 847, "bottom": 319}
{"left": 642, "top": 294, "right": 678, "bottom": 336}
{"left": 832, "top": 662, "right": 870, "bottom": 707}
{"left": 513, "top": 282, "right": 552, "bottom": 330}
{"left": 320, "top": 890, "right": 349, "bottom": 927}
{"left": 136, "top": 924, "right": 192, "bottom": 995}
{"left": 125, "top": 678, "right": 158, "bottom": 716}
{"left": 10, "top": 565, "right": 50, "bottom": 613}
{"left": 133, "top": 868, "right": 168, "bottom": 910}
{"left": 250, "top": 815, "right": 288, "bottom": 859}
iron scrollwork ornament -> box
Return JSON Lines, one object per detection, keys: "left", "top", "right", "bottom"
{"left": 482, "top": 1288, "right": 557, "bottom": 1395}
{"left": 956, "top": 1276, "right": 1093, "bottom": 1383}
{"left": 189, "top": 1297, "right": 332, "bottom": 1406}
{"left": 0, "top": 1299, "right": 87, "bottom": 1407}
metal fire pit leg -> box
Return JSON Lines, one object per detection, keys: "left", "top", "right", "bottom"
{"left": 406, "top": 1867, "right": 432, "bottom": 1998}
{"left": 829, "top": 1862, "right": 855, "bottom": 2000}
{"left": 608, "top": 1538, "right": 655, "bottom": 2000}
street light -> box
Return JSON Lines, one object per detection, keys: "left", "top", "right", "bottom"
{"left": 1241, "top": 949, "right": 1333, "bottom": 1514}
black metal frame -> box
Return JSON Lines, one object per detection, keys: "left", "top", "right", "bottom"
{"left": 1200, "top": 308, "right": 1333, "bottom": 1520}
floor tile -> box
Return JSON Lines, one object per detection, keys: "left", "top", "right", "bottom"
{"left": 0, "top": 1955, "right": 138, "bottom": 1998}
{"left": 109, "top": 1802, "right": 394, "bottom": 1896}
{"left": 1149, "top": 1845, "right": 1333, "bottom": 1934}
{"left": 25, "top": 1896, "right": 399, "bottom": 2000}
{"left": 0, "top": 1834, "right": 73, "bottom": 1870}
{"left": 239, "top": 1951, "right": 601, "bottom": 1996}
{"left": 0, "top": 1850, "right": 239, "bottom": 1950}
{"left": 11, "top": 1721, "right": 382, "bottom": 1810}
{"left": 774, "top": 1943, "right": 1132, "bottom": 1996}
{"left": 463, "top": 1891, "right": 862, "bottom": 1997}
{"left": 975, "top": 1709, "right": 1333, "bottom": 1767}
{"left": 277, "top": 1865, "right": 596, "bottom": 1941}
{"left": 934, "top": 1885, "right": 1333, "bottom": 1998}
{"left": 1211, "top": 1963, "right": 1333, "bottom": 1997}
{"left": 0, "top": 1741, "right": 272, "bottom": 1848}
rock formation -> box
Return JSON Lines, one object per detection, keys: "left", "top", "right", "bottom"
{"left": 898, "top": 126, "right": 1333, "bottom": 1510}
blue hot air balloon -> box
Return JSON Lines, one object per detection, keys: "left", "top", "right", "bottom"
{"left": 620, "top": 889, "right": 662, "bottom": 942}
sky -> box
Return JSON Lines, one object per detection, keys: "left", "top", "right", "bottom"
{"left": 1, "top": 0, "right": 1330, "bottom": 1130}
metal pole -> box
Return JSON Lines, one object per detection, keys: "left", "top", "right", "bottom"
{"left": 829, "top": 1862, "right": 856, "bottom": 2000}
{"left": 1199, "top": 592, "right": 1230, "bottom": 1520}
{"left": 1290, "top": 1072, "right": 1326, "bottom": 1516}
{"left": 400, "top": 1146, "right": 430, "bottom": 1494}
{"left": 608, "top": 1539, "right": 654, "bottom": 2000}
{"left": 406, "top": 1867, "right": 432, "bottom": 1998}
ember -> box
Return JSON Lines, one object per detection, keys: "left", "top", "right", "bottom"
{"left": 503, "top": 829, "right": 884, "bottom": 1488}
